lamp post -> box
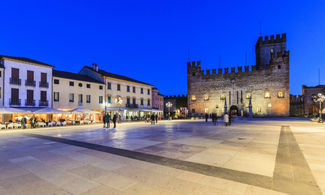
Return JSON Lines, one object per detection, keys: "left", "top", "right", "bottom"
{"left": 166, "top": 102, "right": 172, "bottom": 120}
{"left": 115, "top": 96, "right": 123, "bottom": 121}
{"left": 312, "top": 93, "right": 325, "bottom": 123}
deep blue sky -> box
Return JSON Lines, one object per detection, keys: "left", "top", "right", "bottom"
{"left": 1, "top": 0, "right": 324, "bottom": 95}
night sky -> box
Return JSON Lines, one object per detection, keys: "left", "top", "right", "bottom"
{"left": 1, "top": 0, "right": 324, "bottom": 96}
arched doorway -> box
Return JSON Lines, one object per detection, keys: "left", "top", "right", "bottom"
{"left": 230, "top": 105, "right": 238, "bottom": 116}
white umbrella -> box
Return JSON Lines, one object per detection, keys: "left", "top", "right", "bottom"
{"left": 33, "top": 107, "right": 67, "bottom": 114}
{"left": 0, "top": 107, "right": 25, "bottom": 114}
{"left": 70, "top": 107, "right": 100, "bottom": 113}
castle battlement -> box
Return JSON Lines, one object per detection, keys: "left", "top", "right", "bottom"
{"left": 165, "top": 94, "right": 187, "bottom": 99}
{"left": 257, "top": 33, "right": 286, "bottom": 44}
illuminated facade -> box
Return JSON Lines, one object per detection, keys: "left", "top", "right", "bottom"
{"left": 187, "top": 34, "right": 290, "bottom": 117}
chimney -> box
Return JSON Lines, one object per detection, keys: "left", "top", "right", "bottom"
{"left": 92, "top": 63, "right": 98, "bottom": 71}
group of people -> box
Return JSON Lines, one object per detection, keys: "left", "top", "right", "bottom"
{"left": 205, "top": 113, "right": 218, "bottom": 125}
{"left": 145, "top": 114, "right": 158, "bottom": 124}
{"left": 103, "top": 113, "right": 117, "bottom": 129}
{"left": 205, "top": 113, "right": 232, "bottom": 126}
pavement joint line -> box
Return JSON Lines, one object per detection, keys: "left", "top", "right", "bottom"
{"left": 22, "top": 125, "right": 322, "bottom": 195}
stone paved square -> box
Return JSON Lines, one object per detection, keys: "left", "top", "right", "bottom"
{"left": 0, "top": 119, "right": 324, "bottom": 194}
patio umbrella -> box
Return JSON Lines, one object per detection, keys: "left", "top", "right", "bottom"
{"left": 0, "top": 107, "right": 25, "bottom": 114}
{"left": 33, "top": 107, "right": 67, "bottom": 114}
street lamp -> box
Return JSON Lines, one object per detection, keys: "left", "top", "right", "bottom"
{"left": 115, "top": 96, "right": 123, "bottom": 121}
{"left": 312, "top": 93, "right": 325, "bottom": 123}
{"left": 166, "top": 102, "right": 172, "bottom": 120}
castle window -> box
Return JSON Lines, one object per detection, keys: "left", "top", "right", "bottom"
{"left": 264, "top": 91, "right": 271, "bottom": 99}
{"left": 277, "top": 91, "right": 284, "bottom": 98}
{"left": 268, "top": 103, "right": 272, "bottom": 108}
{"left": 278, "top": 65, "right": 281, "bottom": 69}
{"left": 204, "top": 108, "right": 209, "bottom": 113}
{"left": 191, "top": 95, "right": 196, "bottom": 101}
{"left": 192, "top": 109, "right": 195, "bottom": 113}
{"left": 246, "top": 92, "right": 252, "bottom": 99}
{"left": 257, "top": 107, "right": 262, "bottom": 112}
{"left": 204, "top": 94, "right": 209, "bottom": 101}
{"left": 220, "top": 94, "right": 225, "bottom": 100}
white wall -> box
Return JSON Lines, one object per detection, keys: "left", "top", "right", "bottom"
{"left": 3, "top": 59, "right": 53, "bottom": 107}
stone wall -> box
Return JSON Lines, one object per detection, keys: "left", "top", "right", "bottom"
{"left": 187, "top": 34, "right": 289, "bottom": 117}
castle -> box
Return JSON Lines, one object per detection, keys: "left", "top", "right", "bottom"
{"left": 187, "top": 33, "right": 289, "bottom": 117}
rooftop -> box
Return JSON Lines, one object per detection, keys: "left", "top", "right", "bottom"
{"left": 0, "top": 55, "right": 54, "bottom": 67}
{"left": 53, "top": 70, "right": 104, "bottom": 84}
{"left": 82, "top": 66, "right": 152, "bottom": 86}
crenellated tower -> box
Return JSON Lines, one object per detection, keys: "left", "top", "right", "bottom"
{"left": 255, "top": 33, "right": 286, "bottom": 68}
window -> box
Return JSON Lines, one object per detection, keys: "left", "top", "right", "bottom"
{"left": 11, "top": 68, "right": 19, "bottom": 79}
{"left": 117, "top": 84, "right": 121, "bottom": 91}
{"left": 107, "top": 82, "right": 111, "bottom": 89}
{"left": 78, "top": 94, "right": 83, "bottom": 103}
{"left": 86, "top": 95, "right": 91, "bottom": 103}
{"left": 277, "top": 91, "right": 284, "bottom": 98}
{"left": 268, "top": 103, "right": 272, "bottom": 108}
{"left": 27, "top": 90, "right": 33, "bottom": 102}
{"left": 205, "top": 108, "right": 209, "bottom": 113}
{"left": 40, "top": 91, "right": 47, "bottom": 101}
{"left": 127, "top": 97, "right": 130, "bottom": 104}
{"left": 99, "top": 85, "right": 103, "bottom": 90}
{"left": 127, "top": 86, "right": 130, "bottom": 92}
{"left": 133, "top": 87, "right": 136, "bottom": 93}
{"left": 0, "top": 71, "right": 2, "bottom": 77}
{"left": 54, "top": 92, "right": 59, "bottom": 101}
{"left": 192, "top": 109, "right": 195, "bottom": 113}
{"left": 220, "top": 94, "right": 225, "bottom": 100}
{"left": 192, "top": 95, "right": 197, "bottom": 101}
{"left": 54, "top": 79, "right": 59, "bottom": 84}
{"left": 257, "top": 107, "right": 262, "bottom": 112}
{"left": 204, "top": 94, "right": 209, "bottom": 101}
{"left": 11, "top": 88, "right": 19, "bottom": 101}
{"left": 69, "top": 81, "right": 74, "bottom": 86}
{"left": 27, "top": 70, "right": 34, "bottom": 81}
{"left": 86, "top": 84, "right": 91, "bottom": 88}
{"left": 264, "top": 90, "right": 271, "bottom": 98}
{"left": 147, "top": 89, "right": 150, "bottom": 95}
{"left": 147, "top": 99, "right": 150, "bottom": 106}
{"left": 141, "top": 88, "right": 143, "bottom": 94}
{"left": 141, "top": 99, "right": 144, "bottom": 105}
{"left": 78, "top": 83, "right": 82, "bottom": 87}
{"left": 246, "top": 92, "right": 252, "bottom": 99}
{"left": 69, "top": 93, "right": 74, "bottom": 102}
{"left": 131, "top": 98, "right": 136, "bottom": 105}
{"left": 99, "top": 96, "right": 103, "bottom": 104}
{"left": 107, "top": 96, "right": 111, "bottom": 103}
{"left": 41, "top": 73, "right": 47, "bottom": 83}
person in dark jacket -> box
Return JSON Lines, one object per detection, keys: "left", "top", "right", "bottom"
{"left": 155, "top": 114, "right": 158, "bottom": 123}
{"left": 105, "top": 113, "right": 110, "bottom": 128}
{"left": 103, "top": 114, "right": 106, "bottom": 128}
{"left": 112, "top": 114, "right": 117, "bottom": 128}
{"left": 205, "top": 113, "right": 209, "bottom": 122}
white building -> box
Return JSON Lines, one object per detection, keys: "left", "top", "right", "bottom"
{"left": 80, "top": 64, "right": 158, "bottom": 120}
{"left": 52, "top": 70, "right": 105, "bottom": 111}
{"left": 0, "top": 55, "right": 53, "bottom": 108}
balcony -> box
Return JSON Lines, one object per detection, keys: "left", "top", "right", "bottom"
{"left": 10, "top": 78, "right": 21, "bottom": 85}
{"left": 25, "top": 99, "right": 35, "bottom": 106}
{"left": 126, "top": 103, "right": 139, "bottom": 108}
{"left": 9, "top": 98, "right": 21, "bottom": 106}
{"left": 25, "top": 80, "right": 36, "bottom": 87}
{"left": 39, "top": 81, "right": 49, "bottom": 88}
{"left": 39, "top": 100, "right": 48, "bottom": 107}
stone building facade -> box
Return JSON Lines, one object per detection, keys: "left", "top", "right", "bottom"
{"left": 187, "top": 33, "right": 289, "bottom": 117}
{"left": 290, "top": 95, "right": 304, "bottom": 117}
{"left": 302, "top": 85, "right": 325, "bottom": 116}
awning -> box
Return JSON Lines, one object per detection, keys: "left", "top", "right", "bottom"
{"left": 0, "top": 107, "right": 26, "bottom": 114}
{"left": 33, "top": 107, "right": 67, "bottom": 114}
{"left": 70, "top": 107, "right": 100, "bottom": 113}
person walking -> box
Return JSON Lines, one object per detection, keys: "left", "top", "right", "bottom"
{"left": 224, "top": 113, "right": 229, "bottom": 126}
{"left": 205, "top": 113, "right": 209, "bottom": 122}
{"left": 21, "top": 116, "right": 26, "bottom": 129}
{"left": 106, "top": 113, "right": 111, "bottom": 128}
{"left": 151, "top": 114, "right": 155, "bottom": 125}
{"left": 112, "top": 114, "right": 117, "bottom": 128}
{"left": 155, "top": 114, "right": 158, "bottom": 124}
{"left": 103, "top": 114, "right": 106, "bottom": 128}
{"left": 228, "top": 113, "right": 232, "bottom": 126}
